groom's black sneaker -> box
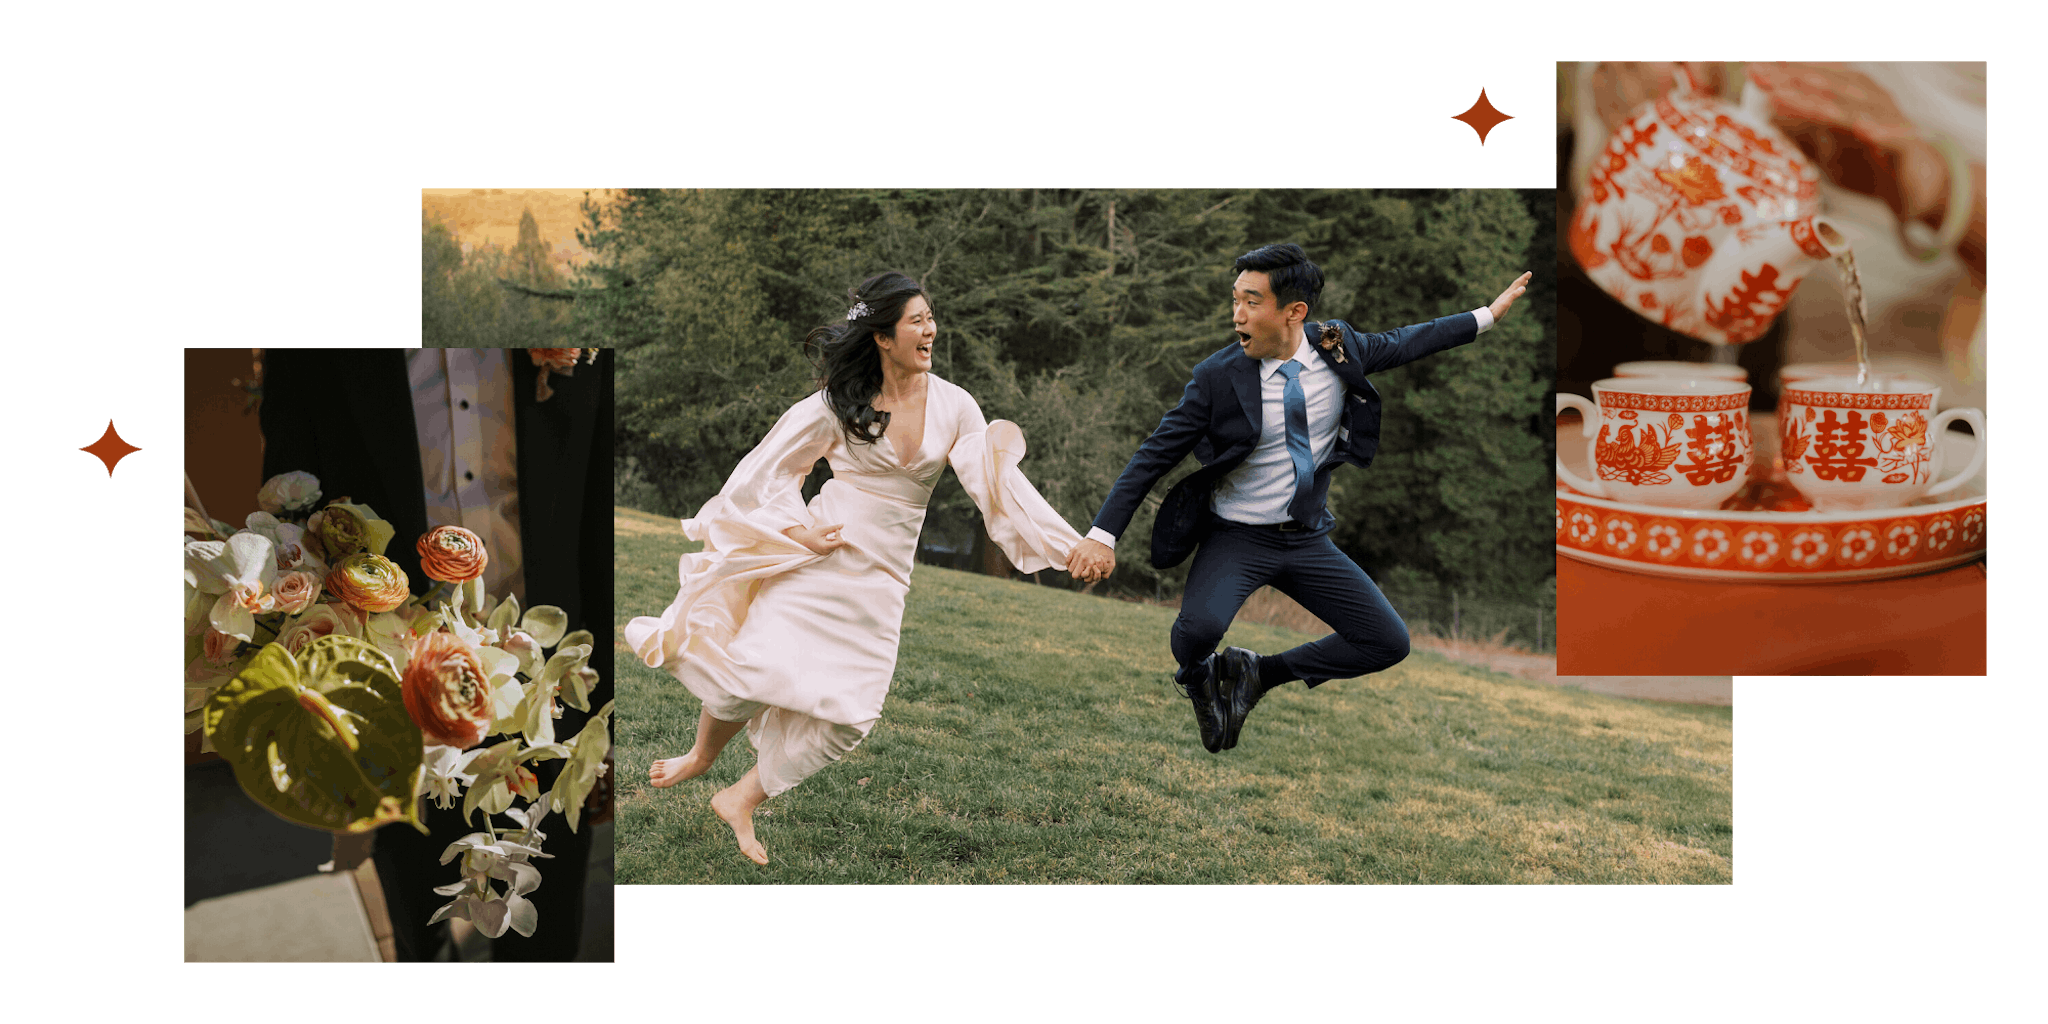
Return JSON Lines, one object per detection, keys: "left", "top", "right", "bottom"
{"left": 1174, "top": 655, "right": 1228, "bottom": 754}
{"left": 1215, "top": 646, "right": 1263, "bottom": 750}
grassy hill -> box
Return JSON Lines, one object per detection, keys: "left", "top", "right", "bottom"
{"left": 613, "top": 506, "right": 1731, "bottom": 884}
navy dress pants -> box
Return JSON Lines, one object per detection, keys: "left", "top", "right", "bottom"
{"left": 1170, "top": 520, "right": 1410, "bottom": 686}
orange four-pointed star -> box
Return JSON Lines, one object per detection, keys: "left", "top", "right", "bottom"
{"left": 1453, "top": 89, "right": 1513, "bottom": 145}
{"left": 81, "top": 420, "right": 141, "bottom": 476}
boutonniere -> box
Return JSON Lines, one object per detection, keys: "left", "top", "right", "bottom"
{"left": 529, "top": 348, "right": 601, "bottom": 402}
{"left": 1315, "top": 324, "right": 1348, "bottom": 366}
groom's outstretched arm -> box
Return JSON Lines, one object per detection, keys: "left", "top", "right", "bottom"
{"left": 1069, "top": 368, "right": 1217, "bottom": 581}
{"left": 1354, "top": 271, "right": 1533, "bottom": 376}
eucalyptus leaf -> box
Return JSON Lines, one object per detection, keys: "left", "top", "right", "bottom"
{"left": 520, "top": 606, "right": 568, "bottom": 649}
{"left": 203, "top": 637, "right": 425, "bottom": 835}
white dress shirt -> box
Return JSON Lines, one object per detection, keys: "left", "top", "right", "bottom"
{"left": 1086, "top": 308, "right": 1493, "bottom": 545}
{"left": 406, "top": 349, "right": 526, "bottom": 602}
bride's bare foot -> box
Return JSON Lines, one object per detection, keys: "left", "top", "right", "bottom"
{"left": 647, "top": 753, "right": 713, "bottom": 788}
{"left": 710, "top": 775, "right": 770, "bottom": 866}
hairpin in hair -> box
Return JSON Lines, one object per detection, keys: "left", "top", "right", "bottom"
{"left": 846, "top": 302, "right": 870, "bottom": 321}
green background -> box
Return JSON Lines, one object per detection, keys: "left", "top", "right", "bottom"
{"left": 12, "top": 2, "right": 2031, "bottom": 1015}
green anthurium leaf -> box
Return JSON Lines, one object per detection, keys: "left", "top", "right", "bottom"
{"left": 487, "top": 593, "right": 520, "bottom": 634}
{"left": 553, "top": 701, "right": 613, "bottom": 833}
{"left": 203, "top": 638, "right": 426, "bottom": 835}
{"left": 519, "top": 606, "right": 568, "bottom": 649}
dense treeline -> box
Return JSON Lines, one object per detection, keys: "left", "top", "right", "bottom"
{"left": 422, "top": 209, "right": 574, "bottom": 349}
{"left": 427, "top": 189, "right": 1556, "bottom": 642}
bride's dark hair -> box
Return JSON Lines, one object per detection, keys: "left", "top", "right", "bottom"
{"left": 802, "top": 271, "right": 928, "bottom": 445}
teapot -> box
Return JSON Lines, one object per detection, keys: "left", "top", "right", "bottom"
{"left": 1569, "top": 87, "right": 1842, "bottom": 345}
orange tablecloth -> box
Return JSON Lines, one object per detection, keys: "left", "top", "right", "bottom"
{"left": 1557, "top": 556, "right": 1986, "bottom": 675}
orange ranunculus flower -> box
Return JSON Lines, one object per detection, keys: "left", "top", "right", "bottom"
{"left": 529, "top": 348, "right": 581, "bottom": 372}
{"left": 401, "top": 631, "right": 494, "bottom": 749}
{"left": 325, "top": 553, "right": 410, "bottom": 613}
{"left": 417, "top": 525, "right": 489, "bottom": 584}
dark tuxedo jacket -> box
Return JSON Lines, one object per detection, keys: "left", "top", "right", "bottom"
{"left": 258, "top": 349, "right": 612, "bottom": 647}
{"left": 1091, "top": 313, "right": 1478, "bottom": 569}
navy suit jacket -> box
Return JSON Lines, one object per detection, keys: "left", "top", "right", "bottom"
{"left": 1091, "top": 312, "right": 1479, "bottom": 569}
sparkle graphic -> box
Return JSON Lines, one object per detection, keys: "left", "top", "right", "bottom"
{"left": 81, "top": 420, "right": 141, "bottom": 476}
{"left": 1453, "top": 89, "right": 1513, "bottom": 145}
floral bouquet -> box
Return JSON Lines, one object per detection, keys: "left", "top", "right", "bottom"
{"left": 184, "top": 470, "right": 611, "bottom": 941}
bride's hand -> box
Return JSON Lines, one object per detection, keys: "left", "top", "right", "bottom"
{"left": 783, "top": 522, "right": 849, "bottom": 555}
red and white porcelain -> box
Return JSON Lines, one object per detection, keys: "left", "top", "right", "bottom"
{"left": 1557, "top": 416, "right": 1985, "bottom": 583}
{"left": 1779, "top": 376, "right": 1985, "bottom": 512}
{"left": 1557, "top": 378, "right": 1752, "bottom": 509}
{"left": 1570, "top": 88, "right": 1838, "bottom": 346}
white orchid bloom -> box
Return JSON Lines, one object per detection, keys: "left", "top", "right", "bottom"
{"left": 243, "top": 512, "right": 326, "bottom": 575}
{"left": 429, "top": 827, "right": 549, "bottom": 937}
{"left": 184, "top": 533, "right": 278, "bottom": 641}
{"left": 417, "top": 745, "right": 484, "bottom": 810}
{"left": 362, "top": 610, "right": 416, "bottom": 672}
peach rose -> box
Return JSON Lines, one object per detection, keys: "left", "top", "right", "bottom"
{"left": 402, "top": 631, "right": 495, "bottom": 749}
{"left": 325, "top": 553, "right": 411, "bottom": 613}
{"left": 270, "top": 570, "right": 321, "bottom": 616}
{"left": 417, "top": 525, "right": 490, "bottom": 584}
{"left": 202, "top": 628, "right": 239, "bottom": 666}
{"left": 277, "top": 604, "right": 359, "bottom": 657}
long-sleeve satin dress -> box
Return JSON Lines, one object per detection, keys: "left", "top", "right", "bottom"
{"left": 623, "top": 377, "right": 1083, "bottom": 796}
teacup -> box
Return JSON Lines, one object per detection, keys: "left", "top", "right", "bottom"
{"left": 1774, "top": 365, "right": 1934, "bottom": 427}
{"left": 1614, "top": 360, "right": 1749, "bottom": 382}
{"left": 1557, "top": 378, "right": 1753, "bottom": 509}
{"left": 1778, "top": 375, "right": 1985, "bottom": 511}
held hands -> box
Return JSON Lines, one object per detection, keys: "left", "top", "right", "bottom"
{"left": 1068, "top": 538, "right": 1115, "bottom": 582}
{"left": 783, "top": 522, "right": 848, "bottom": 555}
{"left": 1489, "top": 272, "right": 1533, "bottom": 322}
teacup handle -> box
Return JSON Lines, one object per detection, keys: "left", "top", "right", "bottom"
{"left": 1556, "top": 393, "right": 1607, "bottom": 497}
{"left": 1922, "top": 407, "right": 1986, "bottom": 498}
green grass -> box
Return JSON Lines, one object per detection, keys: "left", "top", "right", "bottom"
{"left": 613, "top": 506, "right": 1731, "bottom": 884}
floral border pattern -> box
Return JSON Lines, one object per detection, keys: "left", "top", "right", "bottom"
{"left": 1555, "top": 494, "right": 1986, "bottom": 577}
{"left": 1592, "top": 390, "right": 1749, "bottom": 412}
{"left": 1781, "top": 388, "right": 1933, "bottom": 411}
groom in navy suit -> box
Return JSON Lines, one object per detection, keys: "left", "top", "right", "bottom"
{"left": 1067, "top": 244, "right": 1530, "bottom": 753}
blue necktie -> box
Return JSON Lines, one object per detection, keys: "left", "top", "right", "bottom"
{"left": 1275, "top": 361, "right": 1316, "bottom": 526}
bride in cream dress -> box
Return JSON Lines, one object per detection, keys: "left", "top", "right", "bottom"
{"left": 624, "top": 272, "right": 1095, "bottom": 864}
